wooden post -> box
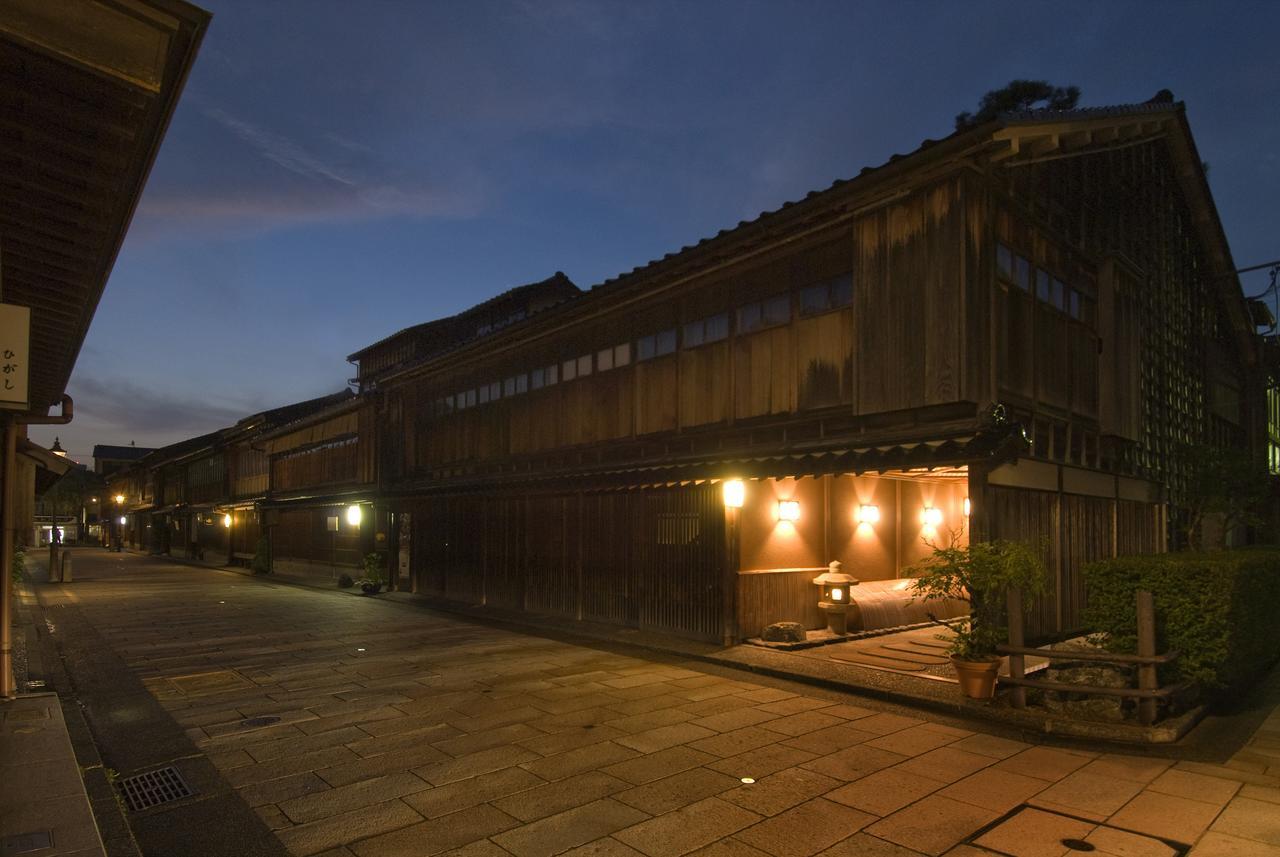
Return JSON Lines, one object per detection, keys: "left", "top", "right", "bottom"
{"left": 1006, "top": 587, "right": 1026, "bottom": 709}
{"left": 1136, "top": 589, "right": 1157, "bottom": 725}
{"left": 723, "top": 504, "right": 740, "bottom": 647}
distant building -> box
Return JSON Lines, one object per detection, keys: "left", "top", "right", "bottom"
{"left": 92, "top": 444, "right": 156, "bottom": 479}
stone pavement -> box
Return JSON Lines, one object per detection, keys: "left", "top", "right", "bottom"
{"left": 26, "top": 549, "right": 1280, "bottom": 857}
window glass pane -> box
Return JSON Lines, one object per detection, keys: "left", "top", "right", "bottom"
{"left": 614, "top": 342, "right": 631, "bottom": 366}
{"left": 683, "top": 319, "right": 704, "bottom": 348}
{"left": 656, "top": 328, "right": 677, "bottom": 356}
{"left": 597, "top": 347, "right": 614, "bottom": 371}
{"left": 546, "top": 364, "right": 558, "bottom": 385}
{"left": 479, "top": 385, "right": 490, "bottom": 404}
{"left": 443, "top": 394, "right": 453, "bottom": 411}
{"left": 637, "top": 335, "right": 656, "bottom": 361}
{"left": 996, "top": 243, "right": 1014, "bottom": 281}
{"left": 800, "top": 283, "right": 829, "bottom": 316}
{"left": 705, "top": 313, "right": 729, "bottom": 342}
{"left": 737, "top": 302, "right": 762, "bottom": 334}
{"left": 489, "top": 381, "right": 501, "bottom": 400}
{"left": 503, "top": 377, "right": 516, "bottom": 397}
{"left": 562, "top": 359, "right": 577, "bottom": 381}
{"left": 515, "top": 373, "right": 528, "bottom": 394}
{"left": 1068, "top": 290, "right": 1081, "bottom": 320}
{"left": 466, "top": 389, "right": 476, "bottom": 407}
{"left": 531, "top": 368, "right": 544, "bottom": 390}
{"left": 1052, "top": 278, "right": 1067, "bottom": 311}
{"left": 830, "top": 275, "right": 853, "bottom": 308}
{"left": 1036, "top": 270, "right": 1052, "bottom": 302}
{"left": 577, "top": 354, "right": 592, "bottom": 376}
{"left": 763, "top": 294, "right": 791, "bottom": 326}
{"left": 1016, "top": 256, "right": 1033, "bottom": 291}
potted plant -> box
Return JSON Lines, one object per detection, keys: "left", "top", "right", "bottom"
{"left": 356, "top": 552, "right": 385, "bottom": 595}
{"left": 910, "top": 534, "right": 1047, "bottom": 699}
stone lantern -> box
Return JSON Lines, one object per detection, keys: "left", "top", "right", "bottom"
{"left": 813, "top": 560, "right": 859, "bottom": 635}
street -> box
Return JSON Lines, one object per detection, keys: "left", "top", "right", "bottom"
{"left": 29, "top": 549, "right": 1280, "bottom": 857}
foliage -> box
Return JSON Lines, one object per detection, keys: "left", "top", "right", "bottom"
{"left": 359, "top": 552, "right": 385, "bottom": 587}
{"left": 337, "top": 573, "right": 354, "bottom": 589}
{"left": 40, "top": 468, "right": 101, "bottom": 541}
{"left": 1083, "top": 549, "right": 1280, "bottom": 691}
{"left": 11, "top": 549, "right": 24, "bottom": 587}
{"left": 1176, "top": 443, "right": 1270, "bottom": 550}
{"left": 955, "top": 79, "right": 1080, "bottom": 130}
{"left": 910, "top": 533, "right": 1049, "bottom": 660}
{"left": 250, "top": 535, "right": 271, "bottom": 575}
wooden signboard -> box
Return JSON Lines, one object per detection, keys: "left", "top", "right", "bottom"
{"left": 0, "top": 304, "right": 30, "bottom": 411}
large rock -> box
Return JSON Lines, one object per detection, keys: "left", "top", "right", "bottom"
{"left": 762, "top": 622, "right": 806, "bottom": 643}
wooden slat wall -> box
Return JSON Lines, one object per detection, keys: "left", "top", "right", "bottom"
{"left": 987, "top": 484, "right": 1162, "bottom": 639}
{"left": 737, "top": 570, "right": 825, "bottom": 639}
{"left": 273, "top": 508, "right": 361, "bottom": 567}
{"left": 409, "top": 484, "right": 725, "bottom": 640}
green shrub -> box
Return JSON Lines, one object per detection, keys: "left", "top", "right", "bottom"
{"left": 1083, "top": 550, "right": 1280, "bottom": 691}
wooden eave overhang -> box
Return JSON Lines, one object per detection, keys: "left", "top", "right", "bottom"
{"left": 387, "top": 420, "right": 1027, "bottom": 497}
{"left": 0, "top": 0, "right": 209, "bottom": 412}
{"left": 256, "top": 394, "right": 365, "bottom": 445}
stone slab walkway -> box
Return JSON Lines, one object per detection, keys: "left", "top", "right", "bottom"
{"left": 27, "top": 549, "right": 1280, "bottom": 857}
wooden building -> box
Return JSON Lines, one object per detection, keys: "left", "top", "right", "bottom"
{"left": 350, "top": 98, "right": 1259, "bottom": 643}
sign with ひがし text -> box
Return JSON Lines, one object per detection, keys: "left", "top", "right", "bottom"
{"left": 0, "top": 304, "right": 30, "bottom": 411}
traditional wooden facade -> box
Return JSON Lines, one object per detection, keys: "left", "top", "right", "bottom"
{"left": 351, "top": 98, "right": 1258, "bottom": 643}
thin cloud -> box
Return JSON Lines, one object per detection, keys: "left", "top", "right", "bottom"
{"left": 204, "top": 107, "right": 356, "bottom": 187}
{"left": 67, "top": 374, "right": 254, "bottom": 438}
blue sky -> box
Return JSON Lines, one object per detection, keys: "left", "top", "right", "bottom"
{"left": 35, "top": 1, "right": 1280, "bottom": 460}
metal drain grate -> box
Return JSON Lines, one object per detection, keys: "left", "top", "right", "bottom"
{"left": 116, "top": 766, "right": 194, "bottom": 812}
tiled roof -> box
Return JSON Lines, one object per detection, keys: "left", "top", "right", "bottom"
{"left": 92, "top": 444, "right": 156, "bottom": 461}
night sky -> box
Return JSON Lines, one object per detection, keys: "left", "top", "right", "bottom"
{"left": 33, "top": 1, "right": 1280, "bottom": 461}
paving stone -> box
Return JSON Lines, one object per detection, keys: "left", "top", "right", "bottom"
{"left": 245, "top": 726, "right": 371, "bottom": 763}
{"left": 239, "top": 771, "right": 332, "bottom": 808}
{"left": 492, "top": 771, "right": 629, "bottom": 822}
{"left": 275, "top": 798, "right": 423, "bottom": 856}
{"left": 613, "top": 796, "right": 761, "bottom": 857}
{"left": 607, "top": 695, "right": 692, "bottom": 717}
{"left": 680, "top": 696, "right": 763, "bottom": 718}
{"left": 709, "top": 745, "right": 820, "bottom": 780}
{"left": 972, "top": 806, "right": 1093, "bottom": 857}
{"left": 519, "top": 741, "right": 639, "bottom": 782}
{"left": 1188, "top": 831, "right": 1280, "bottom": 856}
{"left": 255, "top": 803, "right": 294, "bottom": 831}
{"left": 689, "top": 726, "right": 788, "bottom": 758}
{"left": 296, "top": 706, "right": 406, "bottom": 735}
{"left": 735, "top": 797, "right": 875, "bottom": 857}
{"left": 346, "top": 722, "right": 465, "bottom": 759}
{"left": 602, "top": 746, "right": 720, "bottom": 785}
{"left": 559, "top": 838, "right": 649, "bottom": 857}
{"left": 690, "top": 707, "right": 781, "bottom": 733}
{"left": 815, "top": 832, "right": 930, "bottom": 856}
{"left": 759, "top": 711, "right": 848, "bottom": 738}
{"left": 1210, "top": 797, "right": 1280, "bottom": 846}
{"left": 756, "top": 697, "right": 833, "bottom": 716}
{"left": 350, "top": 803, "right": 519, "bottom": 857}
{"left": 994, "top": 746, "right": 1094, "bottom": 782}
{"left": 319, "top": 742, "right": 453, "bottom": 787}
{"left": 225, "top": 745, "right": 362, "bottom": 788}
{"left": 779, "top": 723, "right": 878, "bottom": 755}
{"left": 937, "top": 767, "right": 1049, "bottom": 813}
{"left": 615, "top": 766, "right": 741, "bottom": 815}
{"left": 1240, "top": 784, "right": 1280, "bottom": 805}
{"left": 1084, "top": 826, "right": 1176, "bottom": 857}
{"left": 825, "top": 767, "right": 945, "bottom": 817}
{"left": 605, "top": 708, "right": 698, "bottom": 734}
{"left": 492, "top": 798, "right": 650, "bottom": 857}
{"left": 616, "top": 722, "right": 717, "bottom": 754}
{"left": 433, "top": 723, "right": 546, "bottom": 758}
{"left": 842, "top": 713, "right": 926, "bottom": 736}
{"left": 867, "top": 795, "right": 1001, "bottom": 856}
{"left": 1109, "top": 791, "right": 1224, "bottom": 845}
{"left": 890, "top": 746, "right": 998, "bottom": 787}
{"left": 417, "top": 744, "right": 541, "bottom": 786}
{"left": 1079, "top": 754, "right": 1172, "bottom": 784}
{"left": 802, "top": 744, "right": 909, "bottom": 781}
{"left": 404, "top": 764, "right": 544, "bottom": 819}
{"left": 864, "top": 725, "right": 962, "bottom": 758}
{"left": 685, "top": 839, "right": 772, "bottom": 857}
{"left": 1145, "top": 768, "right": 1242, "bottom": 808}
{"left": 279, "top": 771, "right": 432, "bottom": 824}
{"left": 947, "top": 733, "right": 1031, "bottom": 760}
{"left": 518, "top": 725, "right": 629, "bottom": 756}
{"left": 720, "top": 766, "right": 842, "bottom": 817}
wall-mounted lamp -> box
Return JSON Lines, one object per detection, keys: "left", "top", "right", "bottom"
{"left": 114, "top": 494, "right": 125, "bottom": 505}
{"left": 856, "top": 504, "right": 880, "bottom": 525}
{"left": 722, "top": 479, "right": 745, "bottom": 509}
{"left": 963, "top": 497, "right": 971, "bottom": 517}
{"left": 776, "top": 500, "right": 801, "bottom": 522}
{"left": 346, "top": 505, "right": 363, "bottom": 527}
{"left": 118, "top": 516, "right": 127, "bottom": 526}
{"left": 223, "top": 514, "right": 232, "bottom": 529}
{"left": 922, "top": 506, "right": 943, "bottom": 527}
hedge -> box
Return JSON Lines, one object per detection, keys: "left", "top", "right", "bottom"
{"left": 1082, "top": 549, "right": 1280, "bottom": 692}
